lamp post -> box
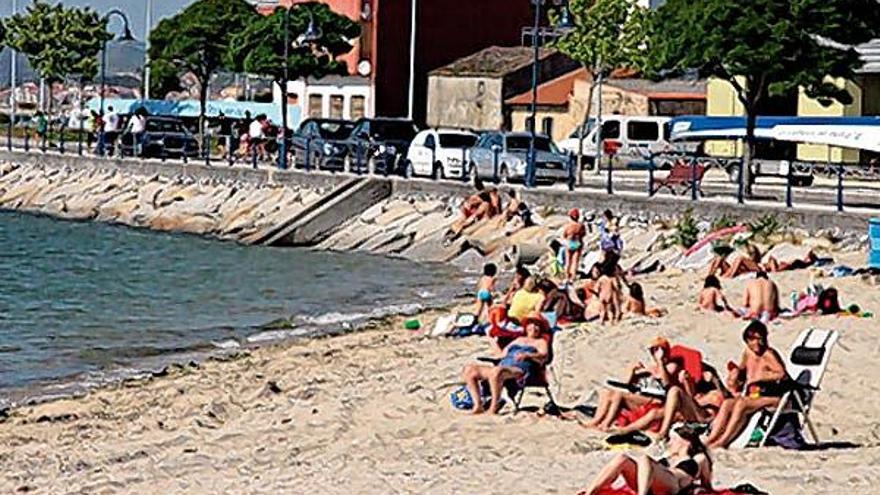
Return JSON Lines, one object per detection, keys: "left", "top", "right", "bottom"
{"left": 524, "top": 0, "right": 574, "bottom": 188}
{"left": 144, "top": 0, "right": 153, "bottom": 100}
{"left": 279, "top": 8, "right": 322, "bottom": 170}
{"left": 100, "top": 9, "right": 135, "bottom": 114}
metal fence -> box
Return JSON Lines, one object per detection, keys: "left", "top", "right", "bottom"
{"left": 4, "top": 121, "right": 879, "bottom": 214}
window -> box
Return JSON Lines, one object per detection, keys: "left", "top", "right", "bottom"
{"left": 627, "top": 121, "right": 660, "bottom": 141}
{"left": 287, "top": 92, "right": 299, "bottom": 105}
{"left": 316, "top": 121, "right": 354, "bottom": 139}
{"left": 541, "top": 117, "right": 554, "bottom": 137}
{"left": 424, "top": 134, "right": 436, "bottom": 149}
{"left": 600, "top": 120, "right": 620, "bottom": 139}
{"left": 308, "top": 94, "right": 323, "bottom": 118}
{"left": 329, "top": 95, "right": 344, "bottom": 119}
{"left": 350, "top": 96, "right": 366, "bottom": 120}
{"left": 524, "top": 116, "right": 535, "bottom": 133}
{"left": 439, "top": 134, "right": 477, "bottom": 148}
{"left": 506, "top": 135, "right": 557, "bottom": 153}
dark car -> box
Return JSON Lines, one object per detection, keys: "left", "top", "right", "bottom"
{"left": 334, "top": 118, "right": 419, "bottom": 175}
{"left": 291, "top": 118, "right": 355, "bottom": 170}
{"left": 117, "top": 116, "right": 200, "bottom": 158}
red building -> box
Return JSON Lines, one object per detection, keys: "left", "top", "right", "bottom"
{"left": 249, "top": 0, "right": 536, "bottom": 123}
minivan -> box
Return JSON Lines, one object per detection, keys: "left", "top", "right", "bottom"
{"left": 558, "top": 115, "right": 671, "bottom": 168}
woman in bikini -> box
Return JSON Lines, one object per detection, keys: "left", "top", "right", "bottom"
{"left": 581, "top": 425, "right": 713, "bottom": 495}
{"left": 697, "top": 275, "right": 734, "bottom": 313}
{"left": 705, "top": 320, "right": 789, "bottom": 448}
{"left": 460, "top": 312, "right": 549, "bottom": 415}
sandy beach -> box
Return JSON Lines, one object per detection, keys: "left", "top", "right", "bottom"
{"left": 1, "top": 252, "right": 878, "bottom": 494}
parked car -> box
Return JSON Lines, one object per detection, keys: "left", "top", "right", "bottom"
{"left": 290, "top": 118, "right": 355, "bottom": 170}
{"left": 334, "top": 118, "right": 419, "bottom": 175}
{"left": 468, "top": 131, "right": 572, "bottom": 183}
{"left": 117, "top": 116, "right": 200, "bottom": 158}
{"left": 404, "top": 128, "right": 478, "bottom": 179}
{"left": 559, "top": 115, "right": 671, "bottom": 169}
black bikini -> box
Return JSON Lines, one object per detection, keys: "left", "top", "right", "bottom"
{"left": 659, "top": 457, "right": 700, "bottom": 478}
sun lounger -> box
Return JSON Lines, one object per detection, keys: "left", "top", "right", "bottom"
{"left": 729, "top": 328, "right": 839, "bottom": 448}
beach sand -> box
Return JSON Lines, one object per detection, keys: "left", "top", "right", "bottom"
{"left": 1, "top": 256, "right": 878, "bottom": 494}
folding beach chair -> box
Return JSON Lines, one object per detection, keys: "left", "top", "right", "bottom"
{"left": 730, "top": 328, "right": 839, "bottom": 449}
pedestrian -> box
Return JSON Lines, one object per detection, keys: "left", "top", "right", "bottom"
{"left": 125, "top": 107, "right": 148, "bottom": 156}
{"left": 33, "top": 111, "right": 48, "bottom": 144}
{"left": 100, "top": 105, "right": 120, "bottom": 155}
{"left": 216, "top": 111, "right": 233, "bottom": 157}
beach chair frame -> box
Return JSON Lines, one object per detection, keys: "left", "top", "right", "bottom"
{"left": 730, "top": 328, "right": 838, "bottom": 449}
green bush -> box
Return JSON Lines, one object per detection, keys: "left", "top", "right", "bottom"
{"left": 674, "top": 208, "right": 700, "bottom": 248}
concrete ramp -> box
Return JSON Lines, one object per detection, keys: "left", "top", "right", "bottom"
{"left": 258, "top": 177, "right": 392, "bottom": 247}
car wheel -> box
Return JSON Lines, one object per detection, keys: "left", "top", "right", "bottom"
{"left": 499, "top": 165, "right": 510, "bottom": 184}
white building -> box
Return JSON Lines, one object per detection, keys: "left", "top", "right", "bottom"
{"left": 272, "top": 75, "right": 373, "bottom": 125}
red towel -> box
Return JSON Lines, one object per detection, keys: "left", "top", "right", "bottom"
{"left": 588, "top": 487, "right": 752, "bottom": 495}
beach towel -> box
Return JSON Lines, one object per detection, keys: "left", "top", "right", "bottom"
{"left": 684, "top": 225, "right": 750, "bottom": 257}
{"left": 589, "top": 481, "right": 768, "bottom": 495}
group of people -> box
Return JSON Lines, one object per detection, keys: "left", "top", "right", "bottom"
{"left": 444, "top": 179, "right": 534, "bottom": 245}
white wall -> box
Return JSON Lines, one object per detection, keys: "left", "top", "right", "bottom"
{"left": 272, "top": 80, "right": 372, "bottom": 125}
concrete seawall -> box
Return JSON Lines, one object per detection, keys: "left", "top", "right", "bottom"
{"left": 0, "top": 150, "right": 872, "bottom": 265}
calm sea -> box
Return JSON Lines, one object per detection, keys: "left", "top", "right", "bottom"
{"left": 0, "top": 211, "right": 462, "bottom": 407}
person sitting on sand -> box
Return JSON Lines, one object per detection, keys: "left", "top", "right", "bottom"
{"left": 568, "top": 263, "right": 602, "bottom": 321}
{"left": 706, "top": 320, "right": 789, "bottom": 449}
{"left": 738, "top": 271, "right": 780, "bottom": 322}
{"left": 563, "top": 208, "right": 587, "bottom": 283}
{"left": 474, "top": 263, "right": 497, "bottom": 322}
{"left": 539, "top": 278, "right": 582, "bottom": 322}
{"left": 609, "top": 364, "right": 730, "bottom": 441}
{"left": 503, "top": 265, "right": 531, "bottom": 307}
{"left": 720, "top": 244, "right": 764, "bottom": 278}
{"left": 626, "top": 282, "right": 668, "bottom": 318}
{"left": 581, "top": 425, "right": 713, "bottom": 495}
{"left": 596, "top": 260, "right": 623, "bottom": 325}
{"left": 507, "top": 276, "right": 545, "bottom": 322}
{"left": 584, "top": 337, "right": 682, "bottom": 431}
{"left": 499, "top": 190, "right": 533, "bottom": 234}
{"left": 460, "top": 312, "right": 550, "bottom": 415}
{"left": 697, "top": 275, "right": 734, "bottom": 313}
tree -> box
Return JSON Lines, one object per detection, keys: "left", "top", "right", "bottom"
{"left": 4, "top": 1, "right": 111, "bottom": 110}
{"left": 554, "top": 0, "right": 650, "bottom": 173}
{"left": 648, "top": 0, "right": 880, "bottom": 196}
{"left": 227, "top": 2, "right": 360, "bottom": 129}
{"left": 149, "top": 0, "right": 259, "bottom": 138}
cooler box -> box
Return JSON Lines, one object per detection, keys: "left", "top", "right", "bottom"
{"left": 871, "top": 218, "right": 880, "bottom": 268}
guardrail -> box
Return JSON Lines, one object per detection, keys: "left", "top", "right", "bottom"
{"left": 4, "top": 122, "right": 878, "bottom": 213}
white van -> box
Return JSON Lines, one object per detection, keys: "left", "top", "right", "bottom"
{"left": 558, "top": 115, "right": 671, "bottom": 168}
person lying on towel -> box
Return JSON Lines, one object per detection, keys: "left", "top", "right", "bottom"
{"left": 459, "top": 312, "right": 549, "bottom": 415}
{"left": 705, "top": 320, "right": 789, "bottom": 449}
{"left": 580, "top": 425, "right": 713, "bottom": 495}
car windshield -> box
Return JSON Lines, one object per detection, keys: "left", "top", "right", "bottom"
{"left": 317, "top": 121, "right": 354, "bottom": 139}
{"left": 146, "top": 119, "right": 185, "bottom": 133}
{"left": 370, "top": 121, "right": 416, "bottom": 141}
{"left": 506, "top": 136, "right": 558, "bottom": 153}
{"left": 568, "top": 119, "right": 597, "bottom": 138}
{"left": 439, "top": 134, "right": 477, "bottom": 148}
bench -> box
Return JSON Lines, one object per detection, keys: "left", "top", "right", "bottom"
{"left": 651, "top": 160, "right": 707, "bottom": 196}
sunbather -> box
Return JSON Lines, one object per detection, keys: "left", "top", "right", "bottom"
{"left": 609, "top": 364, "right": 730, "bottom": 440}
{"left": 581, "top": 425, "right": 713, "bottom": 495}
{"left": 539, "top": 278, "right": 582, "bottom": 322}
{"left": 444, "top": 179, "right": 493, "bottom": 243}
{"left": 705, "top": 321, "right": 789, "bottom": 449}
{"left": 697, "top": 275, "right": 734, "bottom": 313}
{"left": 584, "top": 337, "right": 683, "bottom": 431}
{"left": 721, "top": 244, "right": 764, "bottom": 278}
{"left": 737, "top": 271, "right": 780, "bottom": 322}
{"left": 563, "top": 208, "right": 587, "bottom": 282}
{"left": 507, "top": 277, "right": 545, "bottom": 322}
{"left": 460, "top": 312, "right": 550, "bottom": 415}
{"left": 626, "top": 282, "right": 668, "bottom": 318}
{"left": 503, "top": 265, "right": 532, "bottom": 307}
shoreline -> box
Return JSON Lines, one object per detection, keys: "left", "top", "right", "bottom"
{"left": 1, "top": 265, "right": 878, "bottom": 493}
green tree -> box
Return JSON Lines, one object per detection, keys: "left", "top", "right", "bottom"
{"left": 648, "top": 0, "right": 880, "bottom": 195}
{"left": 227, "top": 3, "right": 360, "bottom": 129}
{"left": 4, "top": 1, "right": 111, "bottom": 109}
{"left": 554, "top": 0, "right": 650, "bottom": 171}
{"left": 149, "top": 0, "right": 259, "bottom": 137}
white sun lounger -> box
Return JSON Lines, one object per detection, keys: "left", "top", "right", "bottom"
{"left": 730, "top": 328, "right": 839, "bottom": 449}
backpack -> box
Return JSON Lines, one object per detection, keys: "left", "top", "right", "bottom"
{"left": 817, "top": 287, "right": 840, "bottom": 315}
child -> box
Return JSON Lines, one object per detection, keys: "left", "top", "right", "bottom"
{"left": 626, "top": 282, "right": 668, "bottom": 318}
{"left": 475, "top": 263, "right": 498, "bottom": 322}
{"left": 597, "top": 260, "right": 622, "bottom": 324}
{"left": 698, "top": 275, "right": 733, "bottom": 313}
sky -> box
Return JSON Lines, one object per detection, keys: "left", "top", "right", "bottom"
{"left": 0, "top": 0, "right": 200, "bottom": 40}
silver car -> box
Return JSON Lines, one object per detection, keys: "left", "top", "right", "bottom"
{"left": 468, "top": 131, "right": 572, "bottom": 183}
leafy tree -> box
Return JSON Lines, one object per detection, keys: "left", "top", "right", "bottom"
{"left": 149, "top": 0, "right": 259, "bottom": 137}
{"left": 0, "top": 19, "right": 6, "bottom": 47}
{"left": 648, "top": 0, "right": 880, "bottom": 195}
{"left": 4, "top": 1, "right": 111, "bottom": 109}
{"left": 554, "top": 0, "right": 650, "bottom": 169}
{"left": 227, "top": 3, "right": 360, "bottom": 129}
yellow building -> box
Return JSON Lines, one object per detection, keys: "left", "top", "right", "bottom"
{"left": 705, "top": 40, "right": 880, "bottom": 163}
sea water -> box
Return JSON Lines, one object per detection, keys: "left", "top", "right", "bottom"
{"left": 0, "top": 211, "right": 461, "bottom": 407}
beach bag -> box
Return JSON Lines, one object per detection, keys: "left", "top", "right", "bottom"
{"left": 766, "top": 414, "right": 807, "bottom": 450}
{"left": 450, "top": 383, "right": 489, "bottom": 410}
{"left": 817, "top": 287, "right": 840, "bottom": 315}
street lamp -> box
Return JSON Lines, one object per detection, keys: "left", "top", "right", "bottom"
{"left": 524, "top": 0, "right": 574, "bottom": 188}
{"left": 100, "top": 9, "right": 135, "bottom": 114}
{"left": 279, "top": 8, "right": 322, "bottom": 170}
